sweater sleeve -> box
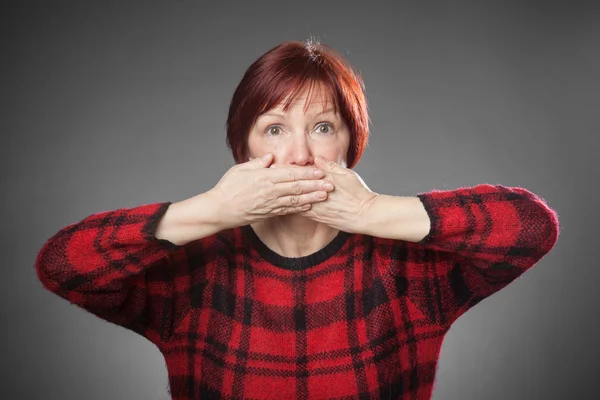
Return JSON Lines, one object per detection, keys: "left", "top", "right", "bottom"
{"left": 411, "top": 183, "right": 560, "bottom": 328}
{"left": 35, "top": 201, "right": 191, "bottom": 345}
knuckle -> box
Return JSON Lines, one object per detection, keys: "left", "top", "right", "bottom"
{"left": 293, "top": 181, "right": 302, "bottom": 195}
{"left": 276, "top": 207, "right": 288, "bottom": 216}
{"left": 260, "top": 185, "right": 275, "bottom": 201}
{"left": 287, "top": 169, "right": 295, "bottom": 182}
{"left": 289, "top": 195, "right": 299, "bottom": 206}
{"left": 263, "top": 191, "right": 275, "bottom": 202}
{"left": 261, "top": 177, "right": 274, "bottom": 190}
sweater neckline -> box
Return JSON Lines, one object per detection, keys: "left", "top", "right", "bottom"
{"left": 241, "top": 224, "right": 351, "bottom": 271}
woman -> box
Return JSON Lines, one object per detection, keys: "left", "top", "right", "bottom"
{"left": 35, "top": 39, "right": 560, "bottom": 400}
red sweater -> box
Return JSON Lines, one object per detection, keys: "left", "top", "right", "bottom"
{"left": 35, "top": 184, "right": 559, "bottom": 400}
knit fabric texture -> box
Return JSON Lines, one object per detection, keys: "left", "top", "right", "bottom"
{"left": 35, "top": 183, "right": 560, "bottom": 400}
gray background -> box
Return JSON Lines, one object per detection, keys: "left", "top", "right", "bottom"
{"left": 3, "top": 0, "right": 598, "bottom": 399}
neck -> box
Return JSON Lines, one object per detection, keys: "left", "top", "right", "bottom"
{"left": 250, "top": 215, "right": 339, "bottom": 258}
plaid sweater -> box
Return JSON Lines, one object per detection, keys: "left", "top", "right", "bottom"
{"left": 35, "top": 184, "right": 559, "bottom": 400}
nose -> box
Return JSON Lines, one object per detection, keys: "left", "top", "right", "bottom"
{"left": 290, "top": 135, "right": 314, "bottom": 166}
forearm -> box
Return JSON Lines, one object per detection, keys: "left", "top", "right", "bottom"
{"left": 155, "top": 190, "right": 225, "bottom": 246}
{"left": 361, "top": 195, "right": 431, "bottom": 243}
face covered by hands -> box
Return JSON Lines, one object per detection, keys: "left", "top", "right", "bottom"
{"left": 292, "top": 156, "right": 379, "bottom": 233}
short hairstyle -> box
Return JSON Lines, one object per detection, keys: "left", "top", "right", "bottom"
{"left": 225, "top": 39, "right": 370, "bottom": 168}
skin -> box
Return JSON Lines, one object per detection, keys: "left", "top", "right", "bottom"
{"left": 160, "top": 85, "right": 429, "bottom": 249}
{"left": 245, "top": 85, "right": 377, "bottom": 257}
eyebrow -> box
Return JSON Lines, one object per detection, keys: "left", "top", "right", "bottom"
{"left": 260, "top": 107, "right": 336, "bottom": 118}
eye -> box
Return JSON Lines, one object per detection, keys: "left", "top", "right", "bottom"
{"left": 315, "top": 122, "right": 334, "bottom": 135}
{"left": 264, "top": 122, "right": 335, "bottom": 136}
{"left": 265, "top": 125, "right": 282, "bottom": 136}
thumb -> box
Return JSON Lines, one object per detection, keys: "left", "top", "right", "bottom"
{"left": 250, "top": 153, "right": 273, "bottom": 168}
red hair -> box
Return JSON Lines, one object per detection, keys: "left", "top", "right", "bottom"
{"left": 225, "top": 39, "right": 370, "bottom": 168}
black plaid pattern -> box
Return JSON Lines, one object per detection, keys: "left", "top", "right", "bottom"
{"left": 35, "top": 184, "right": 559, "bottom": 399}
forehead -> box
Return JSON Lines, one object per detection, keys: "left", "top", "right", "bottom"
{"left": 271, "top": 85, "right": 335, "bottom": 114}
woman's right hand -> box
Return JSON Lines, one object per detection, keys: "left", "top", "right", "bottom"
{"left": 207, "top": 153, "right": 335, "bottom": 229}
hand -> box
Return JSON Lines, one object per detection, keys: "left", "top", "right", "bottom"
{"left": 208, "top": 153, "right": 335, "bottom": 229}
{"left": 298, "top": 157, "right": 378, "bottom": 233}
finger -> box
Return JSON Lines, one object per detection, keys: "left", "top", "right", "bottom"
{"left": 272, "top": 179, "right": 334, "bottom": 197}
{"left": 271, "top": 203, "right": 311, "bottom": 216}
{"left": 240, "top": 153, "right": 273, "bottom": 170}
{"left": 297, "top": 209, "right": 315, "bottom": 218}
{"left": 267, "top": 165, "right": 325, "bottom": 183}
{"left": 274, "top": 190, "right": 328, "bottom": 209}
{"left": 315, "top": 156, "right": 345, "bottom": 174}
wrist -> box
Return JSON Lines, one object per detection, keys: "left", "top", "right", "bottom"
{"left": 193, "top": 189, "right": 230, "bottom": 231}
{"left": 355, "top": 193, "right": 381, "bottom": 236}
{"left": 360, "top": 195, "right": 431, "bottom": 242}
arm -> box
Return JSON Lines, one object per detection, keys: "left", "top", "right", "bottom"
{"left": 364, "top": 183, "right": 560, "bottom": 262}
{"left": 360, "top": 195, "right": 432, "bottom": 243}
{"left": 155, "top": 190, "right": 225, "bottom": 246}
{"left": 35, "top": 191, "right": 222, "bottom": 345}
{"left": 363, "top": 184, "right": 560, "bottom": 326}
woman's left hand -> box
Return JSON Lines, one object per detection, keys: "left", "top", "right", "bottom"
{"left": 297, "top": 157, "right": 378, "bottom": 233}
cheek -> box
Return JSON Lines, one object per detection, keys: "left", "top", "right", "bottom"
{"left": 338, "top": 140, "right": 351, "bottom": 167}
{"left": 337, "top": 152, "right": 348, "bottom": 167}
{"left": 247, "top": 135, "right": 281, "bottom": 159}
{"left": 319, "top": 144, "right": 348, "bottom": 165}
{"left": 336, "top": 137, "right": 351, "bottom": 159}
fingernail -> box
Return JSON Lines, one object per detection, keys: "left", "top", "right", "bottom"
{"left": 314, "top": 169, "right": 324, "bottom": 177}
{"left": 262, "top": 153, "right": 271, "bottom": 160}
{"left": 323, "top": 182, "right": 334, "bottom": 190}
